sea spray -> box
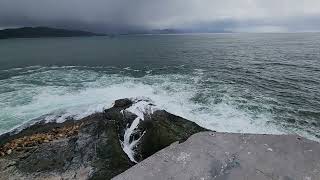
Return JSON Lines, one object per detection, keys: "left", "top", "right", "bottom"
{"left": 120, "top": 98, "right": 156, "bottom": 163}
{"left": 1, "top": 65, "right": 319, "bottom": 142}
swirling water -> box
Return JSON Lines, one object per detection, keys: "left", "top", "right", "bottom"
{"left": 0, "top": 33, "right": 319, "bottom": 141}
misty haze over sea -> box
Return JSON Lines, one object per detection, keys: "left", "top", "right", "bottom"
{"left": 1, "top": 0, "right": 320, "bottom": 33}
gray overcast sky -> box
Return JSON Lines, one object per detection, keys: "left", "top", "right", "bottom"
{"left": 0, "top": 0, "right": 320, "bottom": 32}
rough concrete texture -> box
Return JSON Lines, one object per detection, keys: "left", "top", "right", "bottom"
{"left": 113, "top": 132, "right": 320, "bottom": 180}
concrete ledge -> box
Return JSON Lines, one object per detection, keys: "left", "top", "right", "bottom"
{"left": 113, "top": 132, "right": 320, "bottom": 180}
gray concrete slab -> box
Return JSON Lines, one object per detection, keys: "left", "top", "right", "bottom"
{"left": 113, "top": 132, "right": 320, "bottom": 180}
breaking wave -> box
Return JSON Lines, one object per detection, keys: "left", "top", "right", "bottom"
{"left": 0, "top": 66, "right": 318, "bottom": 141}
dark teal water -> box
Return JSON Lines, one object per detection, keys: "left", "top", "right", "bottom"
{"left": 0, "top": 34, "right": 319, "bottom": 140}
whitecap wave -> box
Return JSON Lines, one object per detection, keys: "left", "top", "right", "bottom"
{"left": 1, "top": 66, "right": 318, "bottom": 142}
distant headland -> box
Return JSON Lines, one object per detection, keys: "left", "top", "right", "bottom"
{"left": 0, "top": 27, "right": 106, "bottom": 39}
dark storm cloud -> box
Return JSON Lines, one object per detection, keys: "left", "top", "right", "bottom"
{"left": 0, "top": 0, "right": 320, "bottom": 32}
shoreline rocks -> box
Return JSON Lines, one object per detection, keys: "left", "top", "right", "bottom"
{"left": 0, "top": 123, "right": 82, "bottom": 157}
{"left": 0, "top": 98, "right": 207, "bottom": 179}
{"left": 1, "top": 98, "right": 319, "bottom": 180}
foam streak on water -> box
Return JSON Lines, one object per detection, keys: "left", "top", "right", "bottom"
{"left": 0, "top": 66, "right": 319, "bottom": 142}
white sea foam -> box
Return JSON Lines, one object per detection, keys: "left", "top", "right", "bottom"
{"left": 1, "top": 66, "right": 318, "bottom": 142}
{"left": 145, "top": 70, "right": 152, "bottom": 74}
{"left": 121, "top": 99, "right": 156, "bottom": 162}
{"left": 0, "top": 68, "right": 281, "bottom": 135}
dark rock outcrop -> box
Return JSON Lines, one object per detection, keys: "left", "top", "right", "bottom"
{"left": 0, "top": 98, "right": 207, "bottom": 179}
{"left": 135, "top": 110, "right": 207, "bottom": 161}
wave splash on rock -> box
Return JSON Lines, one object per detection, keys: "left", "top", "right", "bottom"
{"left": 0, "top": 98, "right": 206, "bottom": 179}
{"left": 1, "top": 98, "right": 319, "bottom": 180}
{"left": 120, "top": 98, "right": 156, "bottom": 163}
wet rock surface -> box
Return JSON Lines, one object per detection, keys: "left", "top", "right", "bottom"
{"left": 0, "top": 98, "right": 206, "bottom": 179}
{"left": 2, "top": 98, "right": 320, "bottom": 180}
{"left": 113, "top": 132, "right": 320, "bottom": 180}
{"left": 135, "top": 110, "right": 207, "bottom": 161}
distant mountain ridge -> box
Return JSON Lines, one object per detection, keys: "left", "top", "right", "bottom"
{"left": 0, "top": 27, "right": 105, "bottom": 39}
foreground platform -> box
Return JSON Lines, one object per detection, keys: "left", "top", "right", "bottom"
{"left": 113, "top": 132, "right": 320, "bottom": 180}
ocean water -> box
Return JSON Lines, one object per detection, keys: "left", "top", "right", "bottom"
{"left": 0, "top": 33, "right": 319, "bottom": 141}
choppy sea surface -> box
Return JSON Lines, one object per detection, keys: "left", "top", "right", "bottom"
{"left": 0, "top": 33, "right": 319, "bottom": 141}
